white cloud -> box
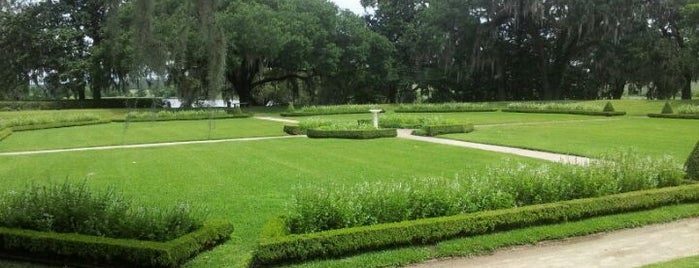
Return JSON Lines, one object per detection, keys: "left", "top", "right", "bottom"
{"left": 330, "top": 0, "right": 367, "bottom": 15}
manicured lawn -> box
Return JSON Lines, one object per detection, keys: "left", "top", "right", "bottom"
{"left": 0, "top": 138, "right": 544, "bottom": 267}
{"left": 643, "top": 255, "right": 699, "bottom": 268}
{"left": 0, "top": 118, "right": 285, "bottom": 152}
{"left": 444, "top": 117, "right": 699, "bottom": 159}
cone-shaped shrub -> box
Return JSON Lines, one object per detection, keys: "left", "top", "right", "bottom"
{"left": 603, "top": 101, "right": 615, "bottom": 112}
{"left": 686, "top": 140, "right": 699, "bottom": 180}
{"left": 662, "top": 102, "right": 674, "bottom": 114}
{"left": 287, "top": 102, "right": 296, "bottom": 112}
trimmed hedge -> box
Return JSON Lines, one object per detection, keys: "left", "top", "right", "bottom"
{"left": 306, "top": 128, "right": 397, "bottom": 139}
{"left": 252, "top": 184, "right": 699, "bottom": 266}
{"left": 687, "top": 141, "right": 699, "bottom": 180}
{"left": 113, "top": 113, "right": 253, "bottom": 122}
{"left": 0, "top": 220, "right": 233, "bottom": 267}
{"left": 0, "top": 98, "right": 163, "bottom": 111}
{"left": 417, "top": 124, "right": 474, "bottom": 136}
{"left": 662, "top": 102, "right": 674, "bottom": 114}
{"left": 502, "top": 109, "right": 626, "bottom": 116}
{"left": 395, "top": 108, "right": 497, "bottom": 113}
{"left": 10, "top": 119, "right": 112, "bottom": 132}
{"left": 283, "top": 125, "right": 303, "bottom": 135}
{"left": 281, "top": 110, "right": 385, "bottom": 117}
{"left": 0, "top": 128, "right": 12, "bottom": 141}
{"left": 648, "top": 113, "right": 699, "bottom": 120}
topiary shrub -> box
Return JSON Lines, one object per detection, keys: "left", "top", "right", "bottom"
{"left": 686, "top": 140, "right": 699, "bottom": 180}
{"left": 283, "top": 125, "right": 303, "bottom": 135}
{"left": 603, "top": 101, "right": 615, "bottom": 112}
{"left": 287, "top": 102, "right": 296, "bottom": 112}
{"left": 661, "top": 102, "right": 674, "bottom": 114}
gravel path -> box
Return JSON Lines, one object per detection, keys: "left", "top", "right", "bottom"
{"left": 396, "top": 129, "right": 591, "bottom": 165}
{"left": 253, "top": 116, "right": 300, "bottom": 124}
{"left": 0, "top": 135, "right": 303, "bottom": 156}
{"left": 408, "top": 217, "right": 699, "bottom": 268}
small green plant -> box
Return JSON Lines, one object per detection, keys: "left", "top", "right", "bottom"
{"left": 286, "top": 150, "right": 684, "bottom": 234}
{"left": 287, "top": 102, "right": 296, "bottom": 112}
{"left": 0, "top": 181, "right": 205, "bottom": 242}
{"left": 676, "top": 104, "right": 699, "bottom": 114}
{"left": 686, "top": 140, "right": 699, "bottom": 180}
{"left": 395, "top": 103, "right": 496, "bottom": 113}
{"left": 661, "top": 102, "right": 674, "bottom": 114}
{"left": 506, "top": 102, "right": 604, "bottom": 112}
{"left": 603, "top": 101, "right": 615, "bottom": 112}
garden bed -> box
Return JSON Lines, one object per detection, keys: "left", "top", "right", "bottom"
{"left": 648, "top": 113, "right": 699, "bottom": 120}
{"left": 0, "top": 220, "right": 233, "bottom": 267}
{"left": 252, "top": 184, "right": 699, "bottom": 265}
{"left": 114, "top": 110, "right": 253, "bottom": 122}
{"left": 306, "top": 128, "right": 397, "bottom": 139}
{"left": 10, "top": 119, "right": 112, "bottom": 131}
{"left": 395, "top": 103, "right": 497, "bottom": 113}
{"left": 501, "top": 109, "right": 626, "bottom": 116}
{"left": 413, "top": 124, "right": 474, "bottom": 136}
{"left": 280, "top": 105, "right": 383, "bottom": 117}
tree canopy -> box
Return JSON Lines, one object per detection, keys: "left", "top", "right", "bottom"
{"left": 0, "top": 0, "right": 697, "bottom": 105}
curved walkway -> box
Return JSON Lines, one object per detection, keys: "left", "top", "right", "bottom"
{"left": 409, "top": 217, "right": 699, "bottom": 268}
{"left": 0, "top": 135, "right": 303, "bottom": 156}
{"left": 396, "top": 129, "right": 591, "bottom": 165}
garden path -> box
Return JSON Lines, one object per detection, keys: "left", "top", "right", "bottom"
{"left": 0, "top": 135, "right": 303, "bottom": 156}
{"left": 408, "top": 217, "right": 699, "bottom": 268}
{"left": 395, "top": 129, "right": 591, "bottom": 165}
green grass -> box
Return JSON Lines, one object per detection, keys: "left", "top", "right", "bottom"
{"left": 0, "top": 118, "right": 285, "bottom": 152}
{"left": 444, "top": 117, "right": 699, "bottom": 159}
{"left": 643, "top": 255, "right": 699, "bottom": 268}
{"left": 0, "top": 138, "right": 544, "bottom": 267}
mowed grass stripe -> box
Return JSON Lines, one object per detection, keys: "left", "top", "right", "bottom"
{"left": 0, "top": 138, "right": 545, "bottom": 268}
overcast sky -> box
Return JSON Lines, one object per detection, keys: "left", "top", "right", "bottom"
{"left": 330, "top": 0, "right": 366, "bottom": 15}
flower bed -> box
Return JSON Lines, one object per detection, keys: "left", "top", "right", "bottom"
{"left": 395, "top": 103, "right": 497, "bottom": 113}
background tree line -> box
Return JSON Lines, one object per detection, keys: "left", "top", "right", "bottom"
{"left": 1, "top": 0, "right": 697, "bottom": 106}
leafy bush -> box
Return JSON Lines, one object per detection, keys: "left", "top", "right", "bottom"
{"left": 662, "top": 102, "right": 674, "bottom": 114}
{"left": 395, "top": 103, "right": 497, "bottom": 113}
{"left": 371, "top": 115, "right": 460, "bottom": 129}
{"left": 122, "top": 109, "right": 251, "bottom": 122}
{"left": 297, "top": 118, "right": 335, "bottom": 132}
{"left": 285, "top": 151, "right": 684, "bottom": 234}
{"left": 283, "top": 125, "right": 303, "bottom": 135}
{"left": 254, "top": 185, "right": 699, "bottom": 265}
{"left": 687, "top": 140, "right": 699, "bottom": 180}
{"left": 0, "top": 113, "right": 102, "bottom": 129}
{"left": 0, "top": 181, "right": 205, "bottom": 242}
{"left": 287, "top": 102, "right": 296, "bottom": 112}
{"left": 506, "top": 102, "right": 603, "bottom": 112}
{"left": 0, "top": 220, "right": 233, "bottom": 268}
{"left": 306, "top": 128, "right": 397, "bottom": 139}
{"left": 281, "top": 105, "right": 383, "bottom": 116}
{"left": 416, "top": 124, "right": 474, "bottom": 136}
{"left": 603, "top": 101, "right": 615, "bottom": 112}
{"left": 676, "top": 104, "right": 699, "bottom": 114}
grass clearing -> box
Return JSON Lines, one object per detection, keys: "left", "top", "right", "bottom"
{"left": 0, "top": 118, "right": 285, "bottom": 152}
{"left": 0, "top": 138, "right": 544, "bottom": 267}
{"left": 444, "top": 117, "right": 699, "bottom": 159}
{"left": 643, "top": 255, "right": 699, "bottom": 268}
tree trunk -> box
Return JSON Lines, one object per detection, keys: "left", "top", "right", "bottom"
{"left": 611, "top": 79, "right": 625, "bottom": 99}
{"left": 682, "top": 72, "right": 692, "bottom": 100}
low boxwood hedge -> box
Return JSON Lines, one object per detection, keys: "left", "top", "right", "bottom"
{"left": 10, "top": 119, "right": 112, "bottom": 132}
{"left": 648, "top": 113, "right": 699, "bottom": 120}
{"left": 252, "top": 184, "right": 699, "bottom": 266}
{"left": 0, "top": 220, "right": 233, "bottom": 267}
{"left": 0, "top": 98, "right": 163, "bottom": 111}
{"left": 416, "top": 124, "right": 474, "bottom": 136}
{"left": 306, "top": 128, "right": 397, "bottom": 139}
{"left": 281, "top": 110, "right": 385, "bottom": 117}
{"left": 113, "top": 113, "right": 253, "bottom": 122}
{"left": 0, "top": 128, "right": 12, "bottom": 141}
{"left": 502, "top": 109, "right": 626, "bottom": 116}
{"left": 395, "top": 108, "right": 497, "bottom": 113}
{"left": 283, "top": 125, "right": 303, "bottom": 135}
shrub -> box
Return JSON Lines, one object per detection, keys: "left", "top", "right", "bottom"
{"left": 283, "top": 125, "right": 303, "bottom": 135}
{"left": 503, "top": 102, "right": 625, "bottom": 116}
{"left": 0, "top": 99, "right": 162, "bottom": 111}
{"left": 0, "top": 181, "right": 205, "bottom": 242}
{"left": 395, "top": 103, "right": 497, "bottom": 113}
{"left": 0, "top": 220, "right": 233, "bottom": 268}
{"left": 676, "top": 104, "right": 699, "bottom": 114}
{"left": 662, "top": 102, "right": 674, "bottom": 114}
{"left": 285, "top": 151, "right": 684, "bottom": 234}
{"left": 254, "top": 184, "right": 699, "bottom": 266}
{"left": 647, "top": 113, "right": 699, "bottom": 120}
{"left": 297, "top": 118, "right": 335, "bottom": 133}
{"left": 603, "top": 101, "right": 615, "bottom": 112}
{"left": 287, "top": 102, "right": 296, "bottom": 112}
{"left": 306, "top": 128, "right": 397, "bottom": 139}
{"left": 687, "top": 140, "right": 699, "bottom": 180}
{"left": 281, "top": 105, "right": 383, "bottom": 117}
{"left": 120, "top": 109, "right": 252, "bottom": 122}
{"left": 369, "top": 115, "right": 459, "bottom": 129}
{"left": 10, "top": 119, "right": 112, "bottom": 132}
{"left": 417, "top": 124, "right": 474, "bottom": 136}
{"left": 0, "top": 113, "right": 103, "bottom": 129}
